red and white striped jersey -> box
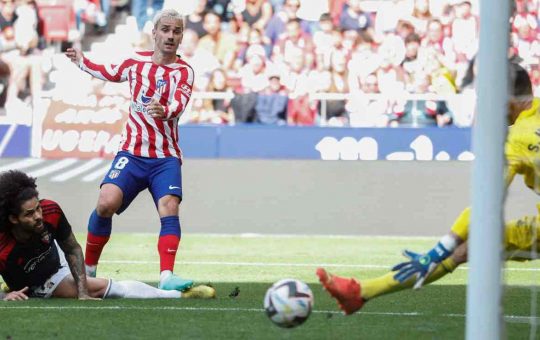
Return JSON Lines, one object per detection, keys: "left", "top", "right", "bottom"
{"left": 79, "top": 51, "right": 194, "bottom": 159}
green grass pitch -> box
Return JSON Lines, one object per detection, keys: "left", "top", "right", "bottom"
{"left": 0, "top": 233, "right": 538, "bottom": 339}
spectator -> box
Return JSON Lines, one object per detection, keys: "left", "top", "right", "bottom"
{"left": 234, "top": 27, "right": 271, "bottom": 69}
{"left": 401, "top": 32, "right": 425, "bottom": 93}
{"left": 316, "top": 50, "right": 349, "bottom": 126}
{"left": 0, "top": 0, "right": 42, "bottom": 108}
{"left": 192, "top": 68, "right": 233, "bottom": 124}
{"left": 272, "top": 18, "right": 314, "bottom": 67}
{"left": 348, "top": 73, "right": 390, "bottom": 127}
{"left": 348, "top": 30, "right": 380, "bottom": 91}
{"left": 512, "top": 16, "right": 540, "bottom": 65}
{"left": 421, "top": 19, "right": 456, "bottom": 70}
{"left": 282, "top": 48, "right": 318, "bottom": 126}
{"left": 238, "top": 45, "right": 269, "bottom": 92}
{"left": 198, "top": 11, "right": 238, "bottom": 70}
{"left": 131, "top": 0, "right": 164, "bottom": 31}
{"left": 236, "top": 0, "right": 273, "bottom": 31}
{"left": 178, "top": 29, "right": 221, "bottom": 91}
{"left": 255, "top": 73, "right": 288, "bottom": 124}
{"left": 312, "top": 13, "right": 339, "bottom": 69}
{"left": 451, "top": 1, "right": 478, "bottom": 61}
{"left": 185, "top": 0, "right": 208, "bottom": 38}
{"left": 339, "top": 0, "right": 372, "bottom": 32}
{"left": 328, "top": 0, "right": 347, "bottom": 27}
{"left": 206, "top": 0, "right": 234, "bottom": 24}
{"left": 265, "top": 0, "right": 306, "bottom": 46}
{"left": 406, "top": 0, "right": 433, "bottom": 37}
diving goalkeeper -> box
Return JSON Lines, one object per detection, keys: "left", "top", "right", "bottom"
{"left": 317, "top": 61, "right": 540, "bottom": 315}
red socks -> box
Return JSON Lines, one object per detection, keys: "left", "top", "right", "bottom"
{"left": 157, "top": 234, "right": 180, "bottom": 272}
{"left": 85, "top": 233, "right": 110, "bottom": 266}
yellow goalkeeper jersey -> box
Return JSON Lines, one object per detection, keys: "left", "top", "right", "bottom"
{"left": 452, "top": 98, "right": 540, "bottom": 241}
{"left": 506, "top": 98, "right": 540, "bottom": 193}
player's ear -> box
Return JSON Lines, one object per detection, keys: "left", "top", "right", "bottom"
{"left": 8, "top": 214, "right": 19, "bottom": 225}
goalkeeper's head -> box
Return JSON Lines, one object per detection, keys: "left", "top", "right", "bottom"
{"left": 508, "top": 61, "right": 533, "bottom": 124}
{"left": 0, "top": 170, "right": 39, "bottom": 233}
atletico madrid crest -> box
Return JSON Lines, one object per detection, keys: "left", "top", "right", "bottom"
{"left": 156, "top": 79, "right": 167, "bottom": 95}
{"left": 109, "top": 169, "right": 121, "bottom": 179}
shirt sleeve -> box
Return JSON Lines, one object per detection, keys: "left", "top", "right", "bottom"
{"left": 79, "top": 55, "right": 135, "bottom": 83}
{"left": 164, "top": 65, "right": 195, "bottom": 120}
{"left": 41, "top": 200, "right": 73, "bottom": 242}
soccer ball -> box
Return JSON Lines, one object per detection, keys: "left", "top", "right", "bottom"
{"left": 263, "top": 278, "right": 314, "bottom": 328}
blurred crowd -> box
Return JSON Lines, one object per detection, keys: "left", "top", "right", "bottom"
{"left": 2, "top": 0, "right": 540, "bottom": 127}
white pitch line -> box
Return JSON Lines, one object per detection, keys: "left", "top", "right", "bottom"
{"left": 0, "top": 158, "right": 45, "bottom": 172}
{"left": 82, "top": 164, "right": 111, "bottom": 182}
{"left": 51, "top": 159, "right": 105, "bottom": 182}
{"left": 0, "top": 305, "right": 536, "bottom": 323}
{"left": 27, "top": 158, "right": 78, "bottom": 177}
{"left": 97, "top": 260, "right": 540, "bottom": 272}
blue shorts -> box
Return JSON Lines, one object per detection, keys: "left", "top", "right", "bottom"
{"left": 102, "top": 151, "right": 182, "bottom": 214}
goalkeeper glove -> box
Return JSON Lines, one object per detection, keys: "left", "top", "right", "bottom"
{"left": 392, "top": 241, "right": 453, "bottom": 289}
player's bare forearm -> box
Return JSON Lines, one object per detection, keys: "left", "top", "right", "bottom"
{"left": 59, "top": 233, "right": 91, "bottom": 298}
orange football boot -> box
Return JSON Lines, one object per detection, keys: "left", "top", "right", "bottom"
{"left": 316, "top": 267, "right": 365, "bottom": 315}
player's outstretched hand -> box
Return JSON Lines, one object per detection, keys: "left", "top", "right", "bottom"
{"left": 392, "top": 250, "right": 438, "bottom": 289}
{"left": 147, "top": 98, "right": 166, "bottom": 119}
{"left": 3, "top": 286, "right": 29, "bottom": 301}
{"left": 64, "top": 47, "right": 83, "bottom": 65}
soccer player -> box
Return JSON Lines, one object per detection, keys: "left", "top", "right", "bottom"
{"left": 64, "top": 9, "right": 195, "bottom": 291}
{"left": 317, "top": 61, "right": 540, "bottom": 315}
{"left": 0, "top": 170, "right": 215, "bottom": 301}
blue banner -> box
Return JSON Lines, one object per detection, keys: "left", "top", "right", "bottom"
{"left": 0, "top": 124, "right": 31, "bottom": 157}
{"left": 179, "top": 125, "right": 472, "bottom": 161}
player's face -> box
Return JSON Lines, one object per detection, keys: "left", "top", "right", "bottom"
{"left": 153, "top": 17, "right": 183, "bottom": 55}
{"left": 9, "top": 197, "right": 44, "bottom": 235}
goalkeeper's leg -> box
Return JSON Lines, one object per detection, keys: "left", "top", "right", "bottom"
{"left": 504, "top": 214, "right": 540, "bottom": 261}
{"left": 317, "top": 244, "right": 466, "bottom": 314}
{"left": 362, "top": 212, "right": 540, "bottom": 302}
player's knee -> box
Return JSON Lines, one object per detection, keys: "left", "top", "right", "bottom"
{"left": 96, "top": 186, "right": 123, "bottom": 217}
{"left": 158, "top": 195, "right": 180, "bottom": 215}
{"left": 95, "top": 197, "right": 121, "bottom": 217}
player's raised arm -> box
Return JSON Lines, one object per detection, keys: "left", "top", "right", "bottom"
{"left": 65, "top": 47, "right": 133, "bottom": 83}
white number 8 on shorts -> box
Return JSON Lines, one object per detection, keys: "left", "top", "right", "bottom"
{"left": 114, "top": 157, "right": 129, "bottom": 170}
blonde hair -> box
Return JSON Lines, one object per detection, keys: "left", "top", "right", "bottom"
{"left": 153, "top": 8, "right": 184, "bottom": 29}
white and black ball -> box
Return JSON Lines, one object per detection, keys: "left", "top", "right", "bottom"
{"left": 263, "top": 279, "right": 314, "bottom": 328}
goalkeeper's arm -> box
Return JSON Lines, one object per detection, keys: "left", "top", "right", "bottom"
{"left": 392, "top": 234, "right": 460, "bottom": 289}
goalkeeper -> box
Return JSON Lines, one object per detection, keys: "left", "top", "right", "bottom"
{"left": 317, "top": 61, "right": 540, "bottom": 315}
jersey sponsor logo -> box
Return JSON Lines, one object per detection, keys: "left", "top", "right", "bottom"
{"left": 140, "top": 95, "right": 152, "bottom": 105}
{"left": 131, "top": 102, "right": 148, "bottom": 114}
{"left": 168, "top": 185, "right": 180, "bottom": 190}
{"left": 178, "top": 83, "right": 191, "bottom": 96}
{"left": 24, "top": 246, "right": 52, "bottom": 273}
{"left": 108, "top": 169, "right": 121, "bottom": 179}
